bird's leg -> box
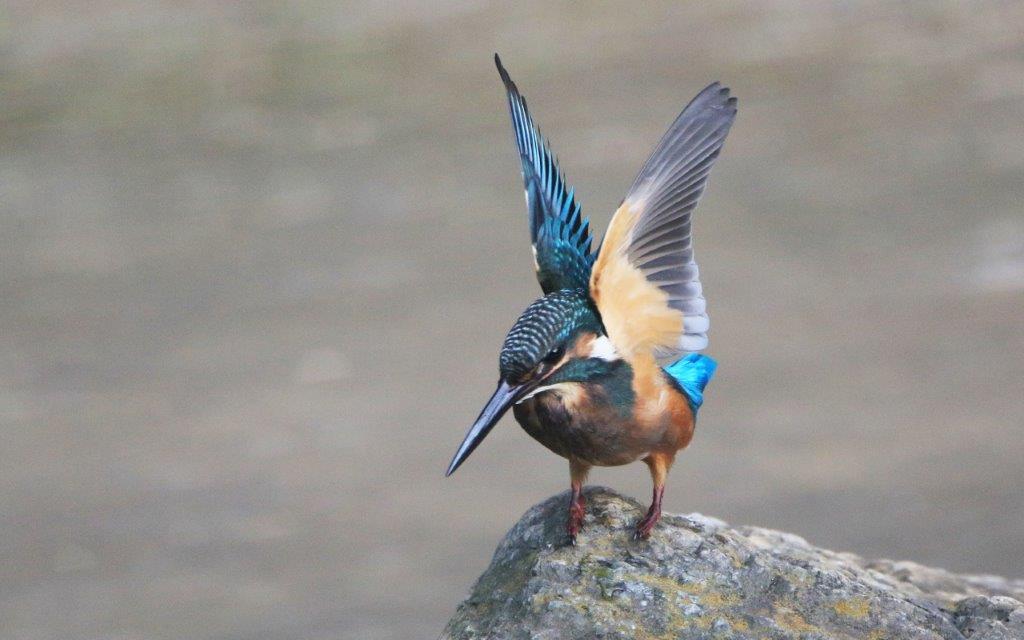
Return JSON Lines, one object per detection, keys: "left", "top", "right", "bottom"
{"left": 635, "top": 453, "right": 672, "bottom": 539}
{"left": 634, "top": 484, "right": 665, "bottom": 540}
{"left": 567, "top": 458, "right": 591, "bottom": 545}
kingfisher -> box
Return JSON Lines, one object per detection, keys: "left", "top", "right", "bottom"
{"left": 446, "top": 54, "right": 737, "bottom": 543}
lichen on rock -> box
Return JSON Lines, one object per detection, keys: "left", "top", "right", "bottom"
{"left": 443, "top": 488, "right": 1024, "bottom": 639}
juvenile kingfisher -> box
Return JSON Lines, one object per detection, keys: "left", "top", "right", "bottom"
{"left": 447, "top": 55, "right": 737, "bottom": 543}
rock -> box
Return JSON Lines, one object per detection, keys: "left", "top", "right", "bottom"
{"left": 442, "top": 488, "right": 1024, "bottom": 640}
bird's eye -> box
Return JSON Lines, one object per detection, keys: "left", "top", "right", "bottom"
{"left": 542, "top": 346, "right": 564, "bottom": 364}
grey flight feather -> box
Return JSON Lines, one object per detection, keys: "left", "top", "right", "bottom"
{"left": 620, "top": 82, "right": 737, "bottom": 354}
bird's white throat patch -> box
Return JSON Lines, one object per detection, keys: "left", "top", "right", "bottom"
{"left": 516, "top": 382, "right": 582, "bottom": 406}
{"left": 588, "top": 335, "right": 620, "bottom": 362}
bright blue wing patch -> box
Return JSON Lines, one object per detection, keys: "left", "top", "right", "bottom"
{"left": 496, "top": 54, "right": 594, "bottom": 294}
{"left": 664, "top": 353, "right": 717, "bottom": 412}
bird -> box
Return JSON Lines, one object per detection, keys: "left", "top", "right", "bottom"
{"left": 446, "top": 54, "right": 737, "bottom": 543}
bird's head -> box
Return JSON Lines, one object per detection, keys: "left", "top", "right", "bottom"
{"left": 446, "top": 289, "right": 611, "bottom": 476}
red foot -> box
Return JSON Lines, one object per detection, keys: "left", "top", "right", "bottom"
{"left": 633, "top": 505, "right": 661, "bottom": 539}
{"left": 567, "top": 487, "right": 586, "bottom": 545}
{"left": 634, "top": 485, "right": 665, "bottom": 540}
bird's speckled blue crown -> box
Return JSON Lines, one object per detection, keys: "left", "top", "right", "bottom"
{"left": 499, "top": 289, "right": 600, "bottom": 382}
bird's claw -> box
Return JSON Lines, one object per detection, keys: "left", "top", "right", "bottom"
{"left": 566, "top": 513, "right": 584, "bottom": 545}
{"left": 633, "top": 506, "right": 661, "bottom": 540}
{"left": 633, "top": 522, "right": 655, "bottom": 540}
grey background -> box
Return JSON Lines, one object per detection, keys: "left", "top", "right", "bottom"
{"left": 2, "top": 2, "right": 1023, "bottom": 638}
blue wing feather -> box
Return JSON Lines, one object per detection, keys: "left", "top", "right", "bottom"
{"left": 496, "top": 54, "right": 594, "bottom": 293}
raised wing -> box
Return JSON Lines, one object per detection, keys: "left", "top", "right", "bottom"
{"left": 590, "top": 83, "right": 736, "bottom": 361}
{"left": 495, "top": 54, "right": 594, "bottom": 294}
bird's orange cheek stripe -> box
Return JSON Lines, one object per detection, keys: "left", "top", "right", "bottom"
{"left": 568, "top": 333, "right": 597, "bottom": 360}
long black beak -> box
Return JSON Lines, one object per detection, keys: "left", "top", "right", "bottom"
{"left": 445, "top": 380, "right": 527, "bottom": 477}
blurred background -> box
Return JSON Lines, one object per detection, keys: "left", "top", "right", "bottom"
{"left": 2, "top": 1, "right": 1023, "bottom": 638}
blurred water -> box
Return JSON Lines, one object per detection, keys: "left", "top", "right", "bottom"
{"left": 1, "top": 1, "right": 1023, "bottom": 638}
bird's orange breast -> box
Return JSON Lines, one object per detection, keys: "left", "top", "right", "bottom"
{"left": 627, "top": 354, "right": 696, "bottom": 454}
{"left": 512, "top": 355, "right": 695, "bottom": 466}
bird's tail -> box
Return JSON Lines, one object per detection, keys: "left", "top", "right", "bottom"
{"left": 664, "top": 353, "right": 718, "bottom": 411}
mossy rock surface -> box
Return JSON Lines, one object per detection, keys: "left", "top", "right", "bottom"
{"left": 443, "top": 488, "right": 1024, "bottom": 640}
